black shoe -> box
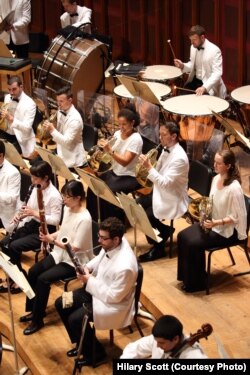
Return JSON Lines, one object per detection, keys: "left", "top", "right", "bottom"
{"left": 19, "top": 313, "right": 33, "bottom": 323}
{"left": 67, "top": 347, "right": 78, "bottom": 357}
{"left": 139, "top": 247, "right": 166, "bottom": 262}
{"left": 23, "top": 321, "right": 44, "bottom": 335}
{"left": 181, "top": 284, "right": 206, "bottom": 293}
{"left": 0, "top": 285, "right": 8, "bottom": 293}
{"left": 75, "top": 356, "right": 107, "bottom": 368}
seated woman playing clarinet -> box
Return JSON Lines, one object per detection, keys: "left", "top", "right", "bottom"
{"left": 19, "top": 180, "right": 93, "bottom": 335}
{"left": 86, "top": 103, "right": 143, "bottom": 222}
{"left": 177, "top": 149, "right": 247, "bottom": 293}
{"left": 0, "top": 160, "right": 62, "bottom": 294}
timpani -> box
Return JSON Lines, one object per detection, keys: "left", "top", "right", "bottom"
{"left": 231, "top": 85, "right": 250, "bottom": 134}
{"left": 231, "top": 85, "right": 250, "bottom": 105}
{"left": 163, "top": 94, "right": 229, "bottom": 142}
{"left": 140, "top": 65, "right": 182, "bottom": 83}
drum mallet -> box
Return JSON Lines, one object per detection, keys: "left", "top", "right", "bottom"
{"left": 167, "top": 39, "right": 176, "bottom": 59}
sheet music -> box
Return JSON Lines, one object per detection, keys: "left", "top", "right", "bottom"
{"left": 0, "top": 251, "right": 35, "bottom": 299}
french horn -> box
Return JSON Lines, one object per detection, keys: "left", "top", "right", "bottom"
{"left": 135, "top": 144, "right": 161, "bottom": 188}
{"left": 0, "top": 103, "right": 10, "bottom": 131}
{"left": 36, "top": 110, "right": 57, "bottom": 144}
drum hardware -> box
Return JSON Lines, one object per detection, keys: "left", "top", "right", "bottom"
{"left": 135, "top": 144, "right": 161, "bottom": 188}
{"left": 167, "top": 39, "right": 176, "bottom": 59}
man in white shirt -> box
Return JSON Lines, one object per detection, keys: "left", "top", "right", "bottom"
{"left": 121, "top": 315, "right": 208, "bottom": 359}
{"left": 174, "top": 25, "right": 227, "bottom": 98}
{"left": 43, "top": 86, "right": 87, "bottom": 169}
{"left": 60, "top": 0, "right": 92, "bottom": 33}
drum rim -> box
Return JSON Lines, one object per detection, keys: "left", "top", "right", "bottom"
{"left": 231, "top": 85, "right": 250, "bottom": 104}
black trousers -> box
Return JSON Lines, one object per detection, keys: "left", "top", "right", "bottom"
{"left": 86, "top": 170, "right": 141, "bottom": 222}
{"left": 7, "top": 40, "right": 29, "bottom": 59}
{"left": 177, "top": 223, "right": 238, "bottom": 288}
{"left": 184, "top": 76, "right": 203, "bottom": 92}
{"left": 26, "top": 254, "right": 76, "bottom": 324}
{"left": 0, "top": 219, "right": 56, "bottom": 272}
{"left": 55, "top": 287, "right": 106, "bottom": 362}
{"left": 137, "top": 193, "right": 172, "bottom": 249}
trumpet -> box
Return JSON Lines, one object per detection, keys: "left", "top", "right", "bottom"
{"left": 36, "top": 110, "right": 57, "bottom": 144}
{"left": 135, "top": 144, "right": 162, "bottom": 188}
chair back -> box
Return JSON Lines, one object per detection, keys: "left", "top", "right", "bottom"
{"left": 134, "top": 262, "right": 143, "bottom": 315}
{"left": 141, "top": 135, "right": 158, "bottom": 155}
{"left": 188, "top": 160, "right": 213, "bottom": 196}
{"left": 244, "top": 195, "right": 250, "bottom": 234}
{"left": 92, "top": 220, "right": 102, "bottom": 256}
{"left": 83, "top": 124, "right": 99, "bottom": 151}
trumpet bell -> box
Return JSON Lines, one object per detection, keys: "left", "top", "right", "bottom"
{"left": 87, "top": 145, "right": 113, "bottom": 174}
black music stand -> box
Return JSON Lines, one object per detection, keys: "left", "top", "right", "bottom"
{"left": 0, "top": 251, "right": 35, "bottom": 375}
{"left": 75, "top": 168, "right": 121, "bottom": 226}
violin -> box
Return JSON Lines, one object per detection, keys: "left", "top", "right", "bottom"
{"left": 170, "top": 323, "right": 213, "bottom": 358}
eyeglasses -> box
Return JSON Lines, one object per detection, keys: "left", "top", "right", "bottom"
{"left": 98, "top": 235, "right": 111, "bottom": 241}
{"left": 61, "top": 194, "right": 74, "bottom": 199}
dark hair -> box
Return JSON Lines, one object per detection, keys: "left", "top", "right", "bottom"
{"left": 7, "top": 75, "right": 23, "bottom": 86}
{"left": 118, "top": 103, "right": 140, "bottom": 128}
{"left": 62, "top": 0, "right": 77, "bottom": 4}
{"left": 216, "top": 149, "right": 241, "bottom": 186}
{"left": 152, "top": 315, "right": 183, "bottom": 340}
{"left": 188, "top": 25, "right": 206, "bottom": 37}
{"left": 30, "top": 161, "right": 53, "bottom": 181}
{"left": 0, "top": 140, "right": 5, "bottom": 156}
{"left": 56, "top": 86, "right": 73, "bottom": 99}
{"left": 100, "top": 217, "right": 125, "bottom": 239}
{"left": 61, "top": 180, "right": 85, "bottom": 201}
{"left": 160, "top": 121, "right": 180, "bottom": 138}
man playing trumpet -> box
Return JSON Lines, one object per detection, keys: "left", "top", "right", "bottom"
{"left": 138, "top": 122, "right": 189, "bottom": 262}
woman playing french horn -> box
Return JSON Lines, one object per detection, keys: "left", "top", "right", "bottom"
{"left": 177, "top": 149, "right": 247, "bottom": 293}
{"left": 86, "top": 103, "right": 143, "bottom": 222}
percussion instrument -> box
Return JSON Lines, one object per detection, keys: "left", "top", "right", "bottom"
{"left": 163, "top": 94, "right": 229, "bottom": 142}
{"left": 230, "top": 85, "right": 250, "bottom": 135}
{"left": 113, "top": 81, "right": 171, "bottom": 106}
{"left": 140, "top": 65, "right": 182, "bottom": 83}
{"left": 35, "top": 35, "right": 109, "bottom": 107}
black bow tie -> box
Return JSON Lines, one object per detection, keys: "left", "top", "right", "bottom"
{"left": 106, "top": 253, "right": 110, "bottom": 259}
{"left": 0, "top": 165, "right": 3, "bottom": 169}
{"left": 11, "top": 97, "right": 19, "bottom": 102}
{"left": 70, "top": 13, "right": 78, "bottom": 17}
{"left": 163, "top": 147, "right": 170, "bottom": 153}
{"left": 60, "top": 110, "right": 67, "bottom": 116}
{"left": 197, "top": 46, "right": 204, "bottom": 51}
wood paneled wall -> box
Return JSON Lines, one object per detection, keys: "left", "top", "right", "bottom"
{"left": 30, "top": 0, "right": 250, "bottom": 91}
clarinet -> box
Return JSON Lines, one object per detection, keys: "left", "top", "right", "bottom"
{"left": 37, "top": 184, "right": 51, "bottom": 256}
{"left": 61, "top": 237, "right": 85, "bottom": 275}
{"left": 7, "top": 184, "right": 35, "bottom": 247}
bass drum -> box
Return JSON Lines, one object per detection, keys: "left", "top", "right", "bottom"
{"left": 35, "top": 35, "right": 109, "bottom": 107}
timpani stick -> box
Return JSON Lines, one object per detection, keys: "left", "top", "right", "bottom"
{"left": 167, "top": 39, "right": 176, "bottom": 59}
{"left": 174, "top": 86, "right": 196, "bottom": 93}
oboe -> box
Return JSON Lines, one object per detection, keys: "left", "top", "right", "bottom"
{"left": 61, "top": 237, "right": 85, "bottom": 275}
{"left": 7, "top": 184, "right": 35, "bottom": 246}
{"left": 37, "top": 184, "right": 51, "bottom": 256}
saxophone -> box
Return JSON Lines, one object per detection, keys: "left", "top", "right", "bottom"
{"left": 61, "top": 237, "right": 86, "bottom": 275}
{"left": 199, "top": 196, "right": 213, "bottom": 232}
{"left": 37, "top": 184, "right": 51, "bottom": 256}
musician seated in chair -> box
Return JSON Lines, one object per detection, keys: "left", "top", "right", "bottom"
{"left": 0, "top": 140, "right": 21, "bottom": 235}
{"left": 19, "top": 180, "right": 93, "bottom": 335}
{"left": 177, "top": 149, "right": 247, "bottom": 293}
{"left": 43, "top": 86, "right": 87, "bottom": 169}
{"left": 55, "top": 217, "right": 138, "bottom": 367}
{"left": 0, "top": 75, "right": 36, "bottom": 158}
{"left": 60, "top": 0, "right": 92, "bottom": 34}
{"left": 138, "top": 122, "right": 189, "bottom": 262}
{"left": 0, "top": 161, "right": 62, "bottom": 294}
{"left": 121, "top": 315, "right": 208, "bottom": 359}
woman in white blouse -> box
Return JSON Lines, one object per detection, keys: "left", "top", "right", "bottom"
{"left": 177, "top": 149, "right": 247, "bottom": 293}
{"left": 87, "top": 103, "right": 143, "bottom": 221}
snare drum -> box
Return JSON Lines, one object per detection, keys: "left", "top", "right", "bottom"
{"left": 35, "top": 35, "right": 108, "bottom": 107}
{"left": 140, "top": 65, "right": 182, "bottom": 83}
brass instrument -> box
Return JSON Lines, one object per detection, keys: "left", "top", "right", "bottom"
{"left": 0, "top": 103, "right": 10, "bottom": 131}
{"left": 87, "top": 137, "right": 115, "bottom": 174}
{"left": 199, "top": 196, "right": 213, "bottom": 232}
{"left": 36, "top": 110, "right": 57, "bottom": 144}
{"left": 135, "top": 144, "right": 161, "bottom": 188}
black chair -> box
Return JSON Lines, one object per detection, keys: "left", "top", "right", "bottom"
{"left": 188, "top": 160, "right": 213, "bottom": 197}
{"left": 205, "top": 195, "right": 250, "bottom": 294}
{"left": 92, "top": 262, "right": 144, "bottom": 366}
{"left": 82, "top": 124, "right": 99, "bottom": 152}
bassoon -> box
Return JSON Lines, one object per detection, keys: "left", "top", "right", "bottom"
{"left": 37, "top": 184, "right": 51, "bottom": 256}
